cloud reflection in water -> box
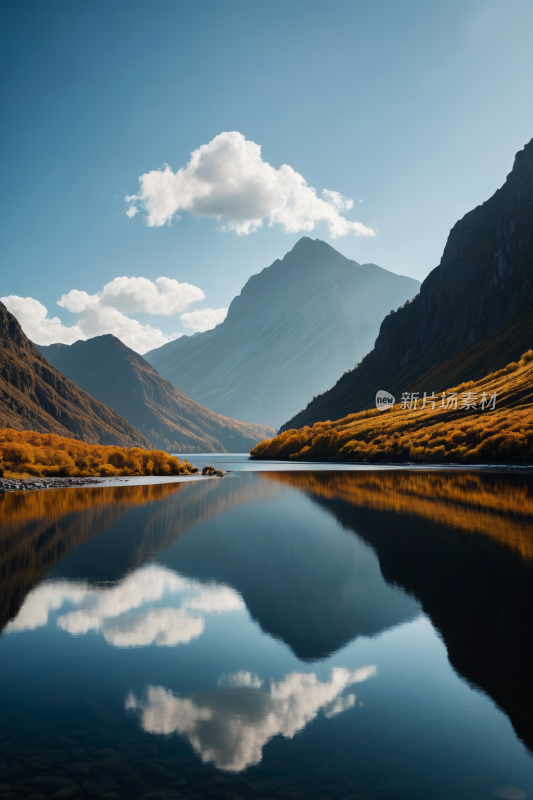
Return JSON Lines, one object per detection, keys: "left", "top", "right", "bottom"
{"left": 126, "top": 666, "right": 376, "bottom": 772}
{"left": 6, "top": 565, "right": 244, "bottom": 648}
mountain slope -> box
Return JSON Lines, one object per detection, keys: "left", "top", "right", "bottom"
{"left": 37, "top": 335, "right": 275, "bottom": 452}
{"left": 0, "top": 302, "right": 151, "bottom": 447}
{"left": 282, "top": 138, "right": 533, "bottom": 430}
{"left": 144, "top": 238, "right": 420, "bottom": 428}
{"left": 252, "top": 349, "right": 533, "bottom": 464}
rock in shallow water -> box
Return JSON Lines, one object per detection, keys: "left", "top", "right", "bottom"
{"left": 201, "top": 466, "right": 226, "bottom": 477}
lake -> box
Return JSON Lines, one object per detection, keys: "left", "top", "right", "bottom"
{"left": 1, "top": 467, "right": 533, "bottom": 800}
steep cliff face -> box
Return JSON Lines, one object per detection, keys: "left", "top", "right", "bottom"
{"left": 283, "top": 138, "right": 533, "bottom": 430}
{"left": 145, "top": 238, "right": 420, "bottom": 428}
{"left": 0, "top": 302, "right": 151, "bottom": 448}
{"left": 37, "top": 335, "right": 275, "bottom": 453}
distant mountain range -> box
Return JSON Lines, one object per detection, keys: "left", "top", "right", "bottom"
{"left": 37, "top": 335, "right": 275, "bottom": 452}
{"left": 282, "top": 137, "right": 533, "bottom": 430}
{"left": 0, "top": 301, "right": 150, "bottom": 448}
{"left": 144, "top": 238, "right": 420, "bottom": 428}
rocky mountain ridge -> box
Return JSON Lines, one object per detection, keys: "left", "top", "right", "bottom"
{"left": 282, "top": 137, "right": 533, "bottom": 430}
{"left": 37, "top": 335, "right": 275, "bottom": 452}
{"left": 145, "top": 238, "right": 420, "bottom": 428}
{"left": 0, "top": 302, "right": 151, "bottom": 448}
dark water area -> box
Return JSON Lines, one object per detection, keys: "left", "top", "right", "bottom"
{"left": 1, "top": 470, "right": 533, "bottom": 800}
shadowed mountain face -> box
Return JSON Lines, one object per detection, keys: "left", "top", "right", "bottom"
{"left": 36, "top": 335, "right": 274, "bottom": 453}
{"left": 0, "top": 302, "right": 151, "bottom": 448}
{"left": 144, "top": 238, "right": 420, "bottom": 428}
{"left": 283, "top": 138, "right": 533, "bottom": 431}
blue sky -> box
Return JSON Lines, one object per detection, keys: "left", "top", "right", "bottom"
{"left": 1, "top": 0, "right": 532, "bottom": 352}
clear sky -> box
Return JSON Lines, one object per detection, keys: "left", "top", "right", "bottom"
{"left": 2, "top": 0, "right": 533, "bottom": 352}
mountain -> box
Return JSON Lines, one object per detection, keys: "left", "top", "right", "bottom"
{"left": 0, "top": 302, "right": 150, "bottom": 447}
{"left": 36, "top": 335, "right": 275, "bottom": 452}
{"left": 252, "top": 349, "right": 533, "bottom": 464}
{"left": 282, "top": 138, "right": 533, "bottom": 431}
{"left": 144, "top": 238, "right": 420, "bottom": 428}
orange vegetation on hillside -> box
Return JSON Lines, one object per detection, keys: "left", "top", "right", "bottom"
{"left": 252, "top": 350, "right": 533, "bottom": 464}
{"left": 264, "top": 471, "right": 533, "bottom": 560}
{"left": 0, "top": 429, "right": 198, "bottom": 478}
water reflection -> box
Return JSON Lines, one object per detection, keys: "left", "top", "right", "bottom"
{"left": 264, "top": 470, "right": 533, "bottom": 558}
{"left": 159, "top": 493, "right": 421, "bottom": 660}
{"left": 2, "top": 468, "right": 533, "bottom": 786}
{"left": 265, "top": 470, "right": 533, "bottom": 752}
{"left": 0, "top": 479, "right": 275, "bottom": 630}
{"left": 126, "top": 666, "right": 376, "bottom": 772}
{"left": 7, "top": 565, "right": 244, "bottom": 647}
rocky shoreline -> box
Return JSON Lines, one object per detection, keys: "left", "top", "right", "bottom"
{"left": 0, "top": 477, "right": 107, "bottom": 493}
{"left": 0, "top": 469, "right": 227, "bottom": 493}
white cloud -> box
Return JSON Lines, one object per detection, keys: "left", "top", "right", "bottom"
{"left": 126, "top": 205, "right": 139, "bottom": 218}
{"left": 125, "top": 131, "right": 375, "bottom": 239}
{"left": 57, "top": 289, "right": 99, "bottom": 314}
{"left": 218, "top": 672, "right": 263, "bottom": 689}
{"left": 98, "top": 276, "right": 205, "bottom": 315}
{"left": 103, "top": 609, "right": 205, "bottom": 648}
{"left": 321, "top": 189, "right": 353, "bottom": 212}
{"left": 126, "top": 666, "right": 376, "bottom": 772}
{"left": 1, "top": 295, "right": 86, "bottom": 346}
{"left": 183, "top": 586, "right": 245, "bottom": 614}
{"left": 6, "top": 565, "right": 245, "bottom": 650}
{"left": 180, "top": 307, "right": 228, "bottom": 332}
{"left": 2, "top": 274, "right": 211, "bottom": 354}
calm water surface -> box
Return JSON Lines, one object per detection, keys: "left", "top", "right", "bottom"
{"left": 1, "top": 469, "right": 533, "bottom": 800}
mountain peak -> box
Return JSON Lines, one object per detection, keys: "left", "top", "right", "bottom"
{"left": 282, "top": 137, "right": 533, "bottom": 429}
{"left": 145, "top": 242, "right": 420, "bottom": 427}
{"left": 0, "top": 302, "right": 152, "bottom": 447}
{"left": 290, "top": 236, "right": 334, "bottom": 254}
{"left": 36, "top": 335, "right": 275, "bottom": 452}
{"left": 511, "top": 136, "right": 533, "bottom": 172}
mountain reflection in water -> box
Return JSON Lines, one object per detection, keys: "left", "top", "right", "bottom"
{"left": 1, "top": 468, "right": 533, "bottom": 791}
{"left": 266, "top": 470, "right": 533, "bottom": 752}
{"left": 264, "top": 470, "right": 533, "bottom": 558}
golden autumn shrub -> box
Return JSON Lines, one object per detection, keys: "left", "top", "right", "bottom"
{"left": 251, "top": 350, "right": 533, "bottom": 465}
{"left": 0, "top": 430, "right": 199, "bottom": 478}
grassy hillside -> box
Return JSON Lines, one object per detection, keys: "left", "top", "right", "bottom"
{"left": 251, "top": 350, "right": 533, "bottom": 464}
{"left": 0, "top": 429, "right": 198, "bottom": 478}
